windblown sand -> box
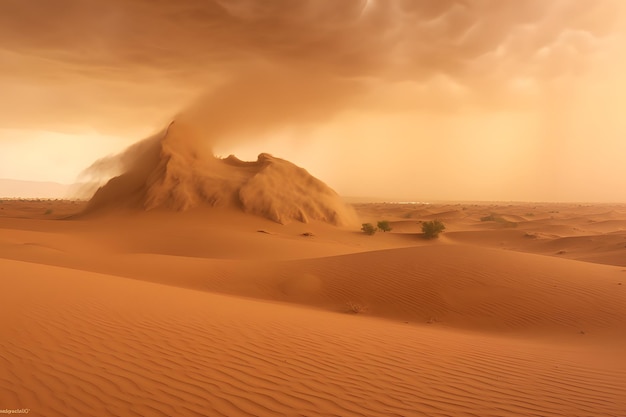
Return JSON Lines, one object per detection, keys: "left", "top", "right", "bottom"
{"left": 1, "top": 200, "right": 625, "bottom": 416}
{"left": 80, "top": 122, "right": 358, "bottom": 227}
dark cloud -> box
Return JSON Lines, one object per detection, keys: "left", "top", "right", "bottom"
{"left": 1, "top": 0, "right": 622, "bottom": 134}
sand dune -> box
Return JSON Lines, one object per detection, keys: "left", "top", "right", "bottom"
{"left": 1, "top": 200, "right": 625, "bottom": 416}
{"left": 2, "top": 258, "right": 625, "bottom": 417}
{"left": 82, "top": 123, "right": 357, "bottom": 226}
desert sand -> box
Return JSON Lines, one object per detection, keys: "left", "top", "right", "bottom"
{"left": 1, "top": 197, "right": 625, "bottom": 417}
{"left": 3, "top": 1, "right": 626, "bottom": 415}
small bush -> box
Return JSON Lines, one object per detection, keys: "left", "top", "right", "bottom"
{"left": 422, "top": 220, "right": 445, "bottom": 239}
{"left": 377, "top": 220, "right": 392, "bottom": 232}
{"left": 44, "top": 209, "right": 53, "bottom": 215}
{"left": 361, "top": 223, "right": 376, "bottom": 235}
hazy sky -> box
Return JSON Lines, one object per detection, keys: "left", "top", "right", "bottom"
{"left": 1, "top": 0, "right": 625, "bottom": 201}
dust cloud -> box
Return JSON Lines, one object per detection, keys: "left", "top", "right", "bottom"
{"left": 1, "top": 0, "right": 625, "bottom": 201}
{"left": 82, "top": 121, "right": 358, "bottom": 226}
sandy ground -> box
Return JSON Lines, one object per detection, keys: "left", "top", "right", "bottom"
{"left": 1, "top": 200, "right": 625, "bottom": 416}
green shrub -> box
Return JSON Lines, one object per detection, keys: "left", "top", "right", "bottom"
{"left": 377, "top": 220, "right": 392, "bottom": 232}
{"left": 361, "top": 223, "right": 376, "bottom": 235}
{"left": 480, "top": 213, "right": 517, "bottom": 228}
{"left": 422, "top": 220, "right": 445, "bottom": 239}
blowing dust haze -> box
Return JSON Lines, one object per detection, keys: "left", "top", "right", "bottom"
{"left": 1, "top": 0, "right": 626, "bottom": 202}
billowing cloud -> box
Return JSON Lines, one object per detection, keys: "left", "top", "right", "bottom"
{"left": 1, "top": 0, "right": 625, "bottom": 201}
{"left": 1, "top": 0, "right": 622, "bottom": 130}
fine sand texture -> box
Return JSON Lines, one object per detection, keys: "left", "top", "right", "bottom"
{"left": 1, "top": 200, "right": 625, "bottom": 416}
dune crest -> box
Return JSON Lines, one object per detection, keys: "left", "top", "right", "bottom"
{"left": 83, "top": 122, "right": 357, "bottom": 226}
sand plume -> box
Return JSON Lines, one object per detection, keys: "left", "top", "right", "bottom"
{"left": 83, "top": 122, "right": 357, "bottom": 226}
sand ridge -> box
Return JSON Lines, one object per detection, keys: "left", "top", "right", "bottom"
{"left": 2, "top": 258, "right": 625, "bottom": 417}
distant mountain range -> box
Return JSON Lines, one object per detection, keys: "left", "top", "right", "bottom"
{"left": 0, "top": 178, "right": 73, "bottom": 198}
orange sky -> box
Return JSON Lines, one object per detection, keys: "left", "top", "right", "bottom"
{"left": 1, "top": 0, "right": 625, "bottom": 202}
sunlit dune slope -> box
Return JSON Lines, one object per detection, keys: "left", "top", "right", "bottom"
{"left": 1, "top": 208, "right": 624, "bottom": 338}
{"left": 1, "top": 258, "right": 625, "bottom": 417}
